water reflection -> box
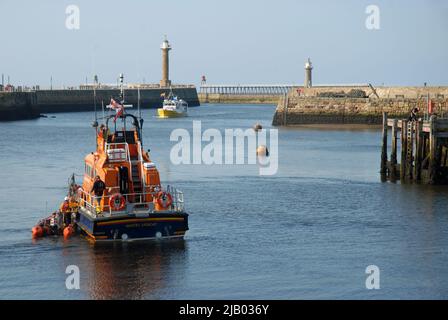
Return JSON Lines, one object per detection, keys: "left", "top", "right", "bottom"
{"left": 83, "top": 240, "right": 188, "bottom": 299}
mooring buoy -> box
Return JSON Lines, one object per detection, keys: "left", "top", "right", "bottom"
{"left": 253, "top": 123, "right": 262, "bottom": 132}
{"left": 257, "top": 145, "right": 269, "bottom": 156}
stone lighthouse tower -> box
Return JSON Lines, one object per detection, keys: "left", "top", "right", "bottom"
{"left": 304, "top": 58, "right": 313, "bottom": 88}
{"left": 160, "top": 36, "right": 172, "bottom": 87}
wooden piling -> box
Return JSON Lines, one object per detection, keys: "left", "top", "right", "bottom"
{"left": 381, "top": 114, "right": 448, "bottom": 185}
{"left": 428, "top": 115, "right": 437, "bottom": 184}
{"left": 405, "top": 121, "right": 414, "bottom": 180}
{"left": 283, "top": 94, "right": 288, "bottom": 126}
{"left": 380, "top": 112, "right": 388, "bottom": 176}
{"left": 400, "top": 120, "right": 408, "bottom": 181}
{"left": 390, "top": 119, "right": 398, "bottom": 180}
{"left": 414, "top": 120, "right": 423, "bottom": 181}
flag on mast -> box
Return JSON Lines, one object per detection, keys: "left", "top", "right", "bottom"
{"left": 110, "top": 98, "right": 124, "bottom": 121}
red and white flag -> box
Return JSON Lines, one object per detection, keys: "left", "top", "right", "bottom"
{"left": 110, "top": 98, "right": 124, "bottom": 121}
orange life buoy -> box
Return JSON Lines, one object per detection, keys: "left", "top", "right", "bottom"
{"left": 63, "top": 226, "right": 74, "bottom": 239}
{"left": 31, "top": 226, "right": 43, "bottom": 238}
{"left": 109, "top": 193, "right": 126, "bottom": 211}
{"left": 156, "top": 191, "right": 172, "bottom": 210}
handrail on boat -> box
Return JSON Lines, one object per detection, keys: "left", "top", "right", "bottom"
{"left": 75, "top": 185, "right": 185, "bottom": 217}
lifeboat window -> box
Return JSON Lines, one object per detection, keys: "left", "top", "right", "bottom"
{"left": 85, "top": 164, "right": 94, "bottom": 178}
{"left": 109, "top": 131, "right": 135, "bottom": 144}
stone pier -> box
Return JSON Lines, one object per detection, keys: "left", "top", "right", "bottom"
{"left": 272, "top": 86, "right": 448, "bottom": 126}
{"left": 0, "top": 86, "right": 200, "bottom": 121}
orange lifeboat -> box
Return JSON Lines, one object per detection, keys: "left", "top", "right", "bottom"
{"left": 34, "top": 86, "right": 189, "bottom": 242}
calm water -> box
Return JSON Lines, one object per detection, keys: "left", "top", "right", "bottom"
{"left": 1, "top": 104, "right": 448, "bottom": 299}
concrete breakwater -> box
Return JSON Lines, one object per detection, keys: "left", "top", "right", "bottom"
{"left": 0, "top": 92, "right": 38, "bottom": 121}
{"left": 0, "top": 87, "right": 200, "bottom": 121}
{"left": 272, "top": 86, "right": 448, "bottom": 126}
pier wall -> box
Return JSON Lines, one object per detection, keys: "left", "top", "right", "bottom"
{"left": 0, "top": 92, "right": 38, "bottom": 121}
{"left": 273, "top": 86, "right": 448, "bottom": 126}
{"left": 0, "top": 87, "right": 199, "bottom": 121}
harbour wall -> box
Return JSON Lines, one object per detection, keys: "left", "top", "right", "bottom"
{"left": 198, "top": 93, "right": 280, "bottom": 104}
{"left": 0, "top": 92, "right": 38, "bottom": 121}
{"left": 0, "top": 87, "right": 200, "bottom": 121}
{"left": 272, "top": 86, "right": 448, "bottom": 126}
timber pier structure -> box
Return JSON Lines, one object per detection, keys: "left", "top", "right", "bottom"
{"left": 381, "top": 112, "right": 448, "bottom": 184}
{"left": 199, "top": 84, "right": 297, "bottom": 95}
{"left": 198, "top": 84, "right": 298, "bottom": 104}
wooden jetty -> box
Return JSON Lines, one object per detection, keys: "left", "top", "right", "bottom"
{"left": 381, "top": 112, "right": 448, "bottom": 184}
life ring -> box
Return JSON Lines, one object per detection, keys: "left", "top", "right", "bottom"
{"left": 109, "top": 193, "right": 126, "bottom": 211}
{"left": 156, "top": 191, "right": 172, "bottom": 210}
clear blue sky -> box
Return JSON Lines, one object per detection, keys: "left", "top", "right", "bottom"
{"left": 0, "top": 0, "right": 447, "bottom": 87}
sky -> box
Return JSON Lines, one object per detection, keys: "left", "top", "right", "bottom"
{"left": 0, "top": 0, "right": 447, "bottom": 87}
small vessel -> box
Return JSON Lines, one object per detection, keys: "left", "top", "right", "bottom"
{"left": 33, "top": 79, "right": 189, "bottom": 242}
{"left": 157, "top": 90, "right": 188, "bottom": 118}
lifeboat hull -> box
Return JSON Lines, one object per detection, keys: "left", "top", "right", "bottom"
{"left": 75, "top": 210, "right": 189, "bottom": 242}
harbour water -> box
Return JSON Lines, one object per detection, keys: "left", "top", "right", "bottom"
{"left": 1, "top": 104, "right": 448, "bottom": 299}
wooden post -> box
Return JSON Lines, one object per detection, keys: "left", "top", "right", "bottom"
{"left": 428, "top": 115, "right": 437, "bottom": 184}
{"left": 283, "top": 94, "right": 288, "bottom": 126}
{"left": 380, "top": 112, "right": 388, "bottom": 177}
{"left": 400, "top": 120, "right": 407, "bottom": 181}
{"left": 390, "top": 119, "right": 398, "bottom": 181}
{"left": 414, "top": 120, "right": 423, "bottom": 181}
{"left": 442, "top": 147, "right": 448, "bottom": 168}
{"left": 405, "top": 121, "right": 414, "bottom": 180}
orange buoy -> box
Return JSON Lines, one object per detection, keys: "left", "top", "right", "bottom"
{"left": 31, "top": 226, "right": 43, "bottom": 238}
{"left": 63, "top": 226, "right": 74, "bottom": 239}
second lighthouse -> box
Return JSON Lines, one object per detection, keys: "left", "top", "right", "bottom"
{"left": 160, "top": 36, "right": 172, "bottom": 87}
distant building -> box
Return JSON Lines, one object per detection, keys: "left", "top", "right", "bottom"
{"left": 4, "top": 84, "right": 14, "bottom": 92}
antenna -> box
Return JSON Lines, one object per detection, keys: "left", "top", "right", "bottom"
{"left": 94, "top": 84, "right": 97, "bottom": 122}
{"left": 138, "top": 87, "right": 144, "bottom": 144}
{"left": 137, "top": 86, "right": 141, "bottom": 118}
{"left": 119, "top": 73, "right": 124, "bottom": 102}
{"left": 92, "top": 83, "right": 99, "bottom": 148}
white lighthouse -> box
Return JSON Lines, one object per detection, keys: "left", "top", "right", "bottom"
{"left": 304, "top": 58, "right": 313, "bottom": 88}
{"left": 160, "top": 37, "right": 172, "bottom": 87}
